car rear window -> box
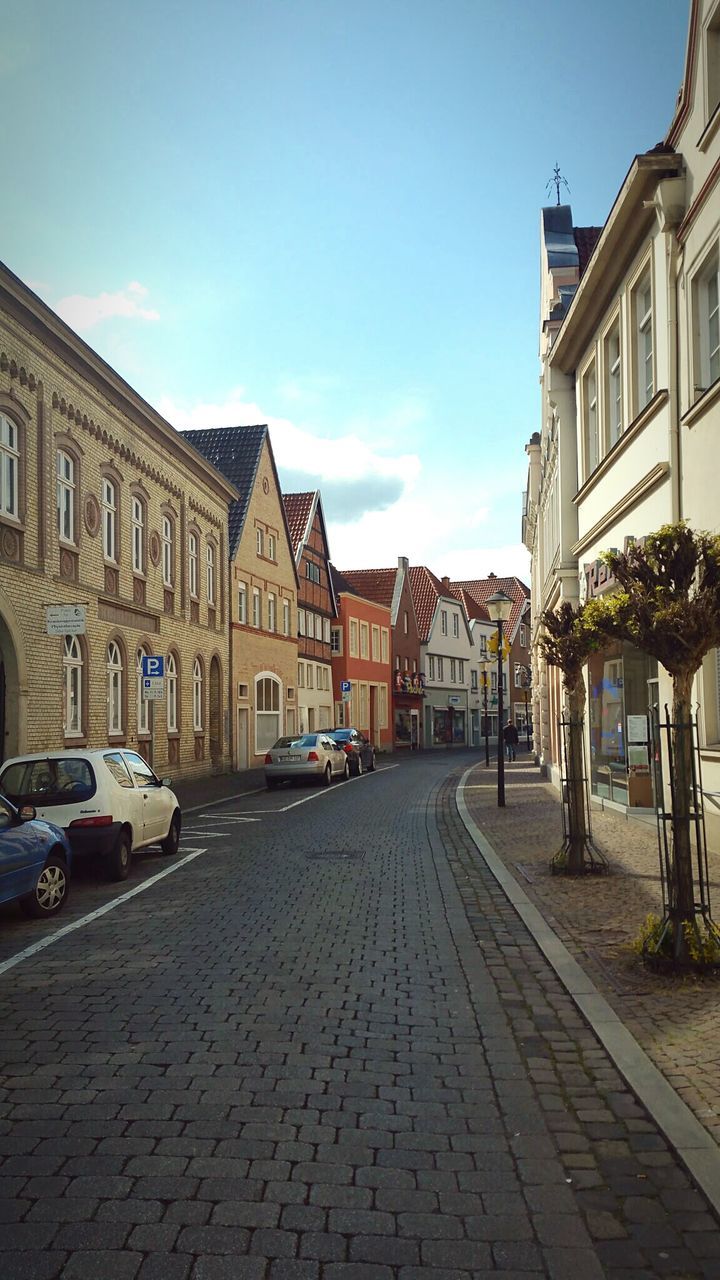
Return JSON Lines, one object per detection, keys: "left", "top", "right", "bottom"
{"left": 0, "top": 758, "right": 96, "bottom": 806}
{"left": 330, "top": 730, "right": 351, "bottom": 741}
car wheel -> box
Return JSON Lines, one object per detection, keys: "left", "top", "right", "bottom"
{"left": 342, "top": 759, "right": 350, "bottom": 780}
{"left": 368, "top": 752, "right": 376, "bottom": 772}
{"left": 322, "top": 763, "right": 333, "bottom": 786}
{"left": 109, "top": 830, "right": 132, "bottom": 882}
{"left": 20, "top": 853, "right": 69, "bottom": 918}
{"left": 355, "top": 755, "right": 364, "bottom": 776}
{"left": 161, "top": 811, "right": 181, "bottom": 856}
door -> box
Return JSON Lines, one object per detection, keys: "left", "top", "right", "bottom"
{"left": 237, "top": 708, "right": 249, "bottom": 770}
{"left": 410, "top": 710, "right": 419, "bottom": 750}
{"left": 209, "top": 657, "right": 222, "bottom": 764}
{"left": 0, "top": 796, "right": 40, "bottom": 901}
{"left": 123, "top": 751, "right": 170, "bottom": 844}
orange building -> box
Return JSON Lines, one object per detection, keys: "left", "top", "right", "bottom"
{"left": 329, "top": 567, "right": 393, "bottom": 752}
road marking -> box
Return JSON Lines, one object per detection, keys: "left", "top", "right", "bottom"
{"left": 277, "top": 764, "right": 399, "bottom": 811}
{"left": 183, "top": 788, "right": 266, "bottom": 816}
{"left": 0, "top": 846, "right": 207, "bottom": 979}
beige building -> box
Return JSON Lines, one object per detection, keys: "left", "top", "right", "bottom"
{"left": 181, "top": 426, "right": 298, "bottom": 769}
{"left": 0, "top": 262, "right": 238, "bottom": 778}
{"left": 525, "top": 0, "right": 720, "bottom": 840}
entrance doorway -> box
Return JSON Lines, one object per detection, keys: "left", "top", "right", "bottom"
{"left": 209, "top": 657, "right": 221, "bottom": 765}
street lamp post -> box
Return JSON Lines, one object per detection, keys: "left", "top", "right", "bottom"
{"left": 480, "top": 662, "right": 490, "bottom": 767}
{"left": 487, "top": 590, "right": 514, "bottom": 808}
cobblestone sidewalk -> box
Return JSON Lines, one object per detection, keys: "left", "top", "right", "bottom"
{"left": 460, "top": 755, "right": 720, "bottom": 1147}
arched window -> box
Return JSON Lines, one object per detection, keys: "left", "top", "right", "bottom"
{"left": 102, "top": 477, "right": 118, "bottom": 562}
{"left": 166, "top": 652, "right": 178, "bottom": 733}
{"left": 188, "top": 531, "right": 199, "bottom": 598}
{"left": 56, "top": 449, "right": 76, "bottom": 543}
{"left": 107, "top": 640, "right": 124, "bottom": 734}
{"left": 162, "top": 515, "right": 174, "bottom": 588}
{"left": 63, "top": 635, "right": 83, "bottom": 736}
{"left": 193, "top": 657, "right": 204, "bottom": 731}
{"left": 0, "top": 413, "right": 19, "bottom": 519}
{"left": 256, "top": 674, "right": 281, "bottom": 753}
{"left": 137, "top": 645, "right": 150, "bottom": 736}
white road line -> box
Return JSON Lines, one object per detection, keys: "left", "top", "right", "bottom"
{"left": 183, "top": 788, "right": 266, "bottom": 816}
{"left": 0, "top": 846, "right": 207, "bottom": 978}
{"left": 277, "top": 764, "right": 399, "bottom": 811}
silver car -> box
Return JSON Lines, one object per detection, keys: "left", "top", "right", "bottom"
{"left": 264, "top": 734, "right": 350, "bottom": 789}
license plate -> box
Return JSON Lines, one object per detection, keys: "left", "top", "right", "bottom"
{"left": 279, "top": 753, "right": 301, "bottom": 761}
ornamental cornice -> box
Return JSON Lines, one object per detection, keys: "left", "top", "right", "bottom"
{"left": 188, "top": 494, "right": 224, "bottom": 532}
{"left": 50, "top": 390, "right": 183, "bottom": 501}
{"left": 0, "top": 351, "right": 38, "bottom": 391}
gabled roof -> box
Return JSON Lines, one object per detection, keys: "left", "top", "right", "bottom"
{"left": 336, "top": 568, "right": 396, "bottom": 611}
{"left": 407, "top": 565, "right": 452, "bottom": 642}
{"left": 450, "top": 576, "right": 530, "bottom": 642}
{"left": 181, "top": 425, "right": 268, "bottom": 559}
{"left": 452, "top": 586, "right": 491, "bottom": 624}
{"left": 283, "top": 491, "right": 316, "bottom": 557}
{"left": 329, "top": 563, "right": 390, "bottom": 611}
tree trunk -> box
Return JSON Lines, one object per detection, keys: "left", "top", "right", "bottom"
{"left": 669, "top": 670, "right": 696, "bottom": 960}
{"left": 566, "top": 679, "right": 588, "bottom": 874}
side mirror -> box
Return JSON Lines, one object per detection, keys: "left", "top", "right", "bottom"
{"left": 160, "top": 777, "right": 173, "bottom": 788}
{"left": 18, "top": 804, "right": 37, "bottom": 822}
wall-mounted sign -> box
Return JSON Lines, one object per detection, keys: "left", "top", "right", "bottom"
{"left": 627, "top": 714, "right": 649, "bottom": 744}
{"left": 142, "top": 676, "right": 165, "bottom": 701}
{"left": 448, "top": 695, "right": 461, "bottom": 706}
{"left": 46, "top": 604, "right": 86, "bottom": 635}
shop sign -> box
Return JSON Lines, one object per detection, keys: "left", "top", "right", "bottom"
{"left": 581, "top": 534, "right": 646, "bottom": 601}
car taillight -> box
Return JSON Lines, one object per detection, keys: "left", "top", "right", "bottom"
{"left": 68, "top": 815, "right": 114, "bottom": 828}
{"left": 343, "top": 744, "right": 353, "bottom": 754}
{"left": 264, "top": 753, "right": 273, "bottom": 764}
{"left": 307, "top": 751, "right": 319, "bottom": 762}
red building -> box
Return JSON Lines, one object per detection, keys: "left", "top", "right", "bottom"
{"left": 334, "top": 556, "right": 424, "bottom": 749}
{"left": 329, "top": 566, "right": 393, "bottom": 751}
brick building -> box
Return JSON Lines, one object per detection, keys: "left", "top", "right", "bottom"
{"left": 283, "top": 491, "right": 336, "bottom": 734}
{"left": 329, "top": 567, "right": 393, "bottom": 750}
{"left": 0, "top": 261, "right": 237, "bottom": 778}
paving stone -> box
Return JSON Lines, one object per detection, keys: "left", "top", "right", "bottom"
{"left": 61, "top": 1253, "right": 142, "bottom": 1280}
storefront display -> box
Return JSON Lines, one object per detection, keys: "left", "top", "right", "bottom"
{"left": 587, "top": 641, "right": 657, "bottom": 808}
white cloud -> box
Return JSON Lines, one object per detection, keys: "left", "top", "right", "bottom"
{"left": 55, "top": 282, "right": 160, "bottom": 331}
{"left": 157, "top": 387, "right": 529, "bottom": 583}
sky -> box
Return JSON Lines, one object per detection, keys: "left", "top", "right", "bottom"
{"left": 2, "top": 0, "right": 690, "bottom": 583}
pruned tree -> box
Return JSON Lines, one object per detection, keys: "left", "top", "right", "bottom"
{"left": 584, "top": 522, "right": 720, "bottom": 964}
{"left": 539, "top": 601, "right": 605, "bottom": 874}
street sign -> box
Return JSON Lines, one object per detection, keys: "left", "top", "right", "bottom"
{"left": 340, "top": 680, "right": 351, "bottom": 693}
{"left": 142, "top": 655, "right": 165, "bottom": 679}
{"left": 142, "top": 676, "right": 165, "bottom": 701}
{"left": 448, "top": 695, "right": 461, "bottom": 706}
{"left": 487, "top": 631, "right": 511, "bottom": 660}
{"left": 46, "top": 604, "right": 86, "bottom": 635}
{"left": 342, "top": 691, "right": 351, "bottom": 702}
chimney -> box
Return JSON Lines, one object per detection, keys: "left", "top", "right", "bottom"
{"left": 442, "top": 576, "right": 450, "bottom": 592}
{"left": 398, "top": 555, "right": 409, "bottom": 573}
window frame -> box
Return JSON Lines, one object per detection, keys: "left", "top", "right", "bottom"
{"left": 193, "top": 656, "right": 204, "bottom": 732}
{"left": 582, "top": 356, "right": 599, "bottom": 477}
{"left": 0, "top": 411, "right": 20, "bottom": 522}
{"left": 131, "top": 492, "right": 146, "bottom": 576}
{"left": 605, "top": 318, "right": 623, "bottom": 445}
{"left": 188, "top": 530, "right": 199, "bottom": 599}
{"left": 252, "top": 587, "right": 261, "bottom": 628}
{"left": 206, "top": 540, "right": 216, "bottom": 607}
{"left": 107, "top": 638, "right": 124, "bottom": 736}
{"left": 632, "top": 266, "right": 654, "bottom": 417}
{"left": 63, "top": 633, "right": 84, "bottom": 737}
{"left": 166, "top": 651, "right": 179, "bottom": 734}
{"left": 56, "top": 447, "right": 77, "bottom": 546}
{"left": 101, "top": 475, "right": 119, "bottom": 563}
{"left": 238, "top": 580, "right": 248, "bottom": 624}
{"left": 694, "top": 244, "right": 720, "bottom": 395}
{"left": 162, "top": 514, "right": 174, "bottom": 588}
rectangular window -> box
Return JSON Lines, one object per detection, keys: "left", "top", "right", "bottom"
{"left": 306, "top": 663, "right": 314, "bottom": 689}
{"left": 707, "top": 6, "right": 720, "bottom": 119}
{"left": 403, "top": 610, "right": 408, "bottom": 634}
{"left": 583, "top": 359, "right": 599, "bottom": 476}
{"left": 283, "top": 598, "right": 291, "bottom": 636}
{"left": 695, "top": 247, "right": 720, "bottom": 394}
{"left": 471, "top": 669, "right": 478, "bottom": 691}
{"left": 360, "top": 622, "right": 369, "bottom": 659}
{"left": 256, "top": 527, "right": 264, "bottom": 556}
{"left": 606, "top": 321, "right": 622, "bottom": 444}
{"left": 381, "top": 628, "right": 389, "bottom": 664}
{"left": 268, "top": 592, "right": 276, "bottom": 632}
{"left": 0, "top": 415, "right": 19, "bottom": 519}
{"left": 298, "top": 608, "right": 306, "bottom": 636}
{"left": 428, "top": 655, "right": 435, "bottom": 680}
{"left": 371, "top": 625, "right": 380, "bottom": 662}
{"left": 206, "top": 543, "right": 216, "bottom": 605}
{"left": 458, "top": 660, "right": 464, "bottom": 683}
{"left": 437, "top": 656, "right": 444, "bottom": 681}
{"left": 131, "top": 495, "right": 144, "bottom": 573}
{"left": 378, "top": 684, "right": 388, "bottom": 728}
{"left": 452, "top": 614, "right": 459, "bottom": 638}
{"left": 323, "top": 618, "right": 331, "bottom": 644}
{"left": 331, "top": 627, "right": 342, "bottom": 654}
{"left": 349, "top": 618, "right": 359, "bottom": 657}
{"left": 253, "top": 587, "right": 261, "bottom": 628}
{"left": 479, "top": 635, "right": 487, "bottom": 657}
{"left": 634, "top": 271, "right": 654, "bottom": 413}
{"left": 306, "top": 612, "right": 315, "bottom": 640}
{"left": 515, "top": 663, "right": 522, "bottom": 687}
{"left": 268, "top": 533, "right": 276, "bottom": 560}
{"left": 450, "top": 658, "right": 456, "bottom": 682}
{"left": 189, "top": 533, "right": 199, "bottom": 598}
{"left": 162, "top": 515, "right": 173, "bottom": 587}
{"left": 102, "top": 478, "right": 117, "bottom": 562}
{"left": 297, "top": 663, "right": 304, "bottom": 688}
{"left": 519, "top": 624, "right": 526, "bottom": 648}
{"left": 238, "top": 581, "right": 247, "bottom": 624}
{"left": 57, "top": 451, "right": 75, "bottom": 544}
{"left": 441, "top": 610, "right": 448, "bottom": 636}
{"left": 316, "top": 665, "right": 323, "bottom": 689}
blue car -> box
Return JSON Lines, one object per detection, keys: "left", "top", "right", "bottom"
{"left": 0, "top": 792, "right": 72, "bottom": 919}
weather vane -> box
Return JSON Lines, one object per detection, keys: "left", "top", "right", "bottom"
{"left": 546, "top": 164, "right": 570, "bottom": 206}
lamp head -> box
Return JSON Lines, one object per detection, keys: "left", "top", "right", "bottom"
{"left": 486, "top": 589, "right": 513, "bottom": 624}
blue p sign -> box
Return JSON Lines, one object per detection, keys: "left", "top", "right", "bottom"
{"left": 142, "top": 655, "right": 165, "bottom": 679}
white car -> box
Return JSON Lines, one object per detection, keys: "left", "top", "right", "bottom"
{"left": 0, "top": 749, "right": 181, "bottom": 882}
{"left": 264, "top": 733, "right": 350, "bottom": 789}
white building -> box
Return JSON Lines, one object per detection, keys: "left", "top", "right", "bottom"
{"left": 525, "top": 0, "right": 720, "bottom": 842}
{"left": 408, "top": 567, "right": 474, "bottom": 747}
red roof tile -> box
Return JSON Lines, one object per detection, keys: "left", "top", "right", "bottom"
{"left": 450, "top": 576, "right": 530, "bottom": 641}
{"left": 282, "top": 491, "right": 316, "bottom": 556}
{"left": 407, "top": 565, "right": 450, "bottom": 642}
{"left": 336, "top": 568, "right": 396, "bottom": 609}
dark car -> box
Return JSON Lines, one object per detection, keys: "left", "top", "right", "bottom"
{"left": 0, "top": 792, "right": 72, "bottom": 919}
{"left": 328, "top": 728, "right": 376, "bottom": 776}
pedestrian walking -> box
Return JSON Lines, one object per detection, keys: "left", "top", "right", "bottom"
{"left": 503, "top": 720, "right": 519, "bottom": 761}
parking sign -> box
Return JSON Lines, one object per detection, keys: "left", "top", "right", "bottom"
{"left": 142, "top": 655, "right": 165, "bottom": 679}
{"left": 340, "top": 680, "right": 351, "bottom": 693}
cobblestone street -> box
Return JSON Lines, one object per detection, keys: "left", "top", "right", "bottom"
{"left": 0, "top": 753, "right": 718, "bottom": 1278}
